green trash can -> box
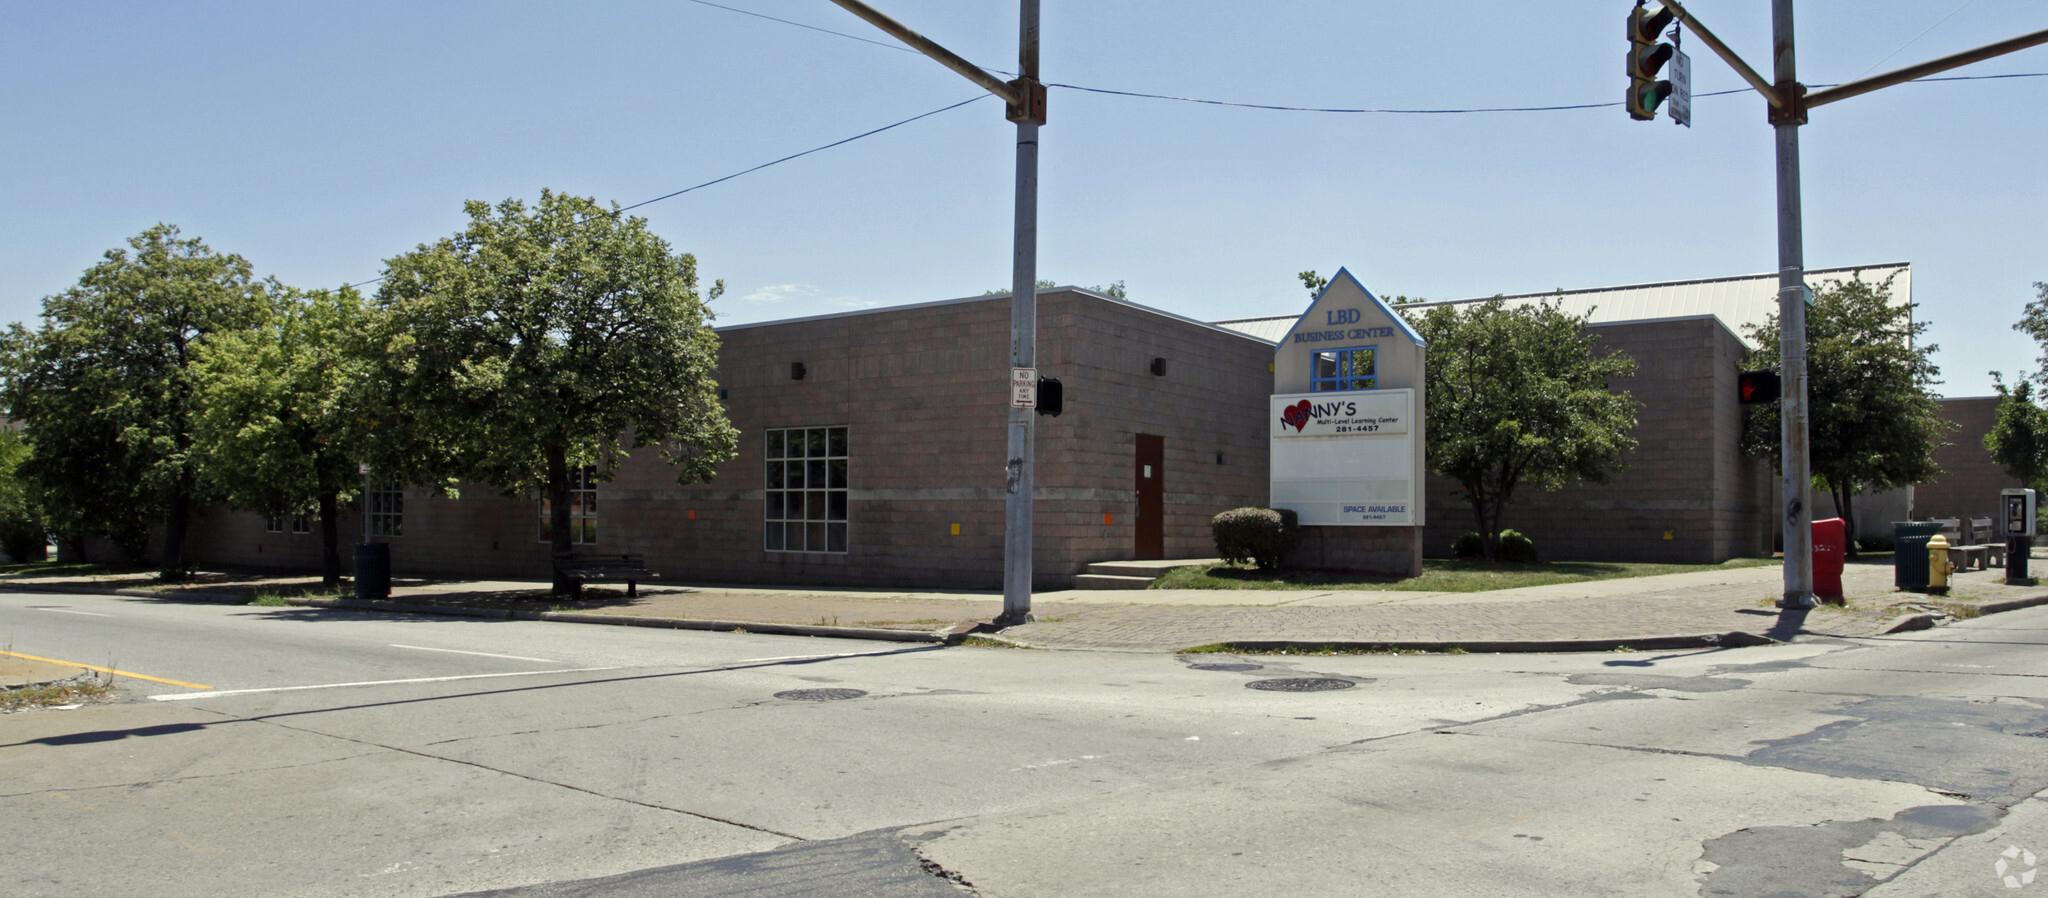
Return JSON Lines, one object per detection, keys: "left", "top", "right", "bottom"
{"left": 1893, "top": 521, "right": 1943, "bottom": 591}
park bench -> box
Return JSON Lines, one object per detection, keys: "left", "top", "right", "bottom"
{"left": 1953, "top": 514, "right": 2006, "bottom": 570}
{"left": 552, "top": 552, "right": 655, "bottom": 597}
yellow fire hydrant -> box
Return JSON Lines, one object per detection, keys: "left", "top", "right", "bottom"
{"left": 1928, "top": 533, "right": 1956, "bottom": 594}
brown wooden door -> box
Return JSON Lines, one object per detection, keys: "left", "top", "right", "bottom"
{"left": 1136, "top": 434, "right": 1164, "bottom": 560}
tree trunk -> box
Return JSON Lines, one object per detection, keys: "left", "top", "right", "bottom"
{"left": 1839, "top": 489, "right": 1859, "bottom": 558}
{"left": 318, "top": 490, "right": 342, "bottom": 587}
{"left": 547, "top": 444, "right": 574, "bottom": 595}
{"left": 160, "top": 479, "right": 191, "bottom": 581}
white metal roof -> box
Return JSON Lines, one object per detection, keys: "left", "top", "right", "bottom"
{"left": 1213, "top": 263, "right": 1911, "bottom": 349}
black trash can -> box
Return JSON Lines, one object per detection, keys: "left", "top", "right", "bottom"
{"left": 354, "top": 542, "right": 391, "bottom": 600}
{"left": 1893, "top": 521, "right": 1943, "bottom": 591}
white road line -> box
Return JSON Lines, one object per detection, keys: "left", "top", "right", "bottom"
{"left": 148, "top": 667, "right": 621, "bottom": 701}
{"left": 30, "top": 607, "right": 111, "bottom": 617}
{"left": 389, "top": 644, "right": 560, "bottom": 663}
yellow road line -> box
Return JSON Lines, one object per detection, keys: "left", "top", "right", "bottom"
{"left": 0, "top": 649, "right": 213, "bottom": 690}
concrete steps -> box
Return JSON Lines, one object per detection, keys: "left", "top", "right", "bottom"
{"left": 1073, "top": 558, "right": 1221, "bottom": 590}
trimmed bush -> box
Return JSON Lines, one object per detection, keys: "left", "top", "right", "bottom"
{"left": 1452, "top": 532, "right": 1487, "bottom": 559}
{"left": 1497, "top": 529, "right": 1538, "bottom": 563}
{"left": 1211, "top": 507, "right": 1300, "bottom": 570}
{"left": 1452, "top": 529, "right": 1538, "bottom": 562}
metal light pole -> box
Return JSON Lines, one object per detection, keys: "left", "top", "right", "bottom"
{"left": 1658, "top": 1, "right": 2045, "bottom": 609}
{"left": 829, "top": 1, "right": 1046, "bottom": 625}
{"left": 1771, "top": 0, "right": 1815, "bottom": 608}
{"left": 1001, "top": 1, "right": 1042, "bottom": 626}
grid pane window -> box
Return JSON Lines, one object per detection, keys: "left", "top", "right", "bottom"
{"left": 765, "top": 426, "right": 848, "bottom": 554}
{"left": 539, "top": 465, "right": 599, "bottom": 545}
{"left": 291, "top": 513, "right": 313, "bottom": 535}
{"left": 1311, "top": 346, "right": 1377, "bottom": 392}
{"left": 368, "top": 484, "right": 404, "bottom": 538}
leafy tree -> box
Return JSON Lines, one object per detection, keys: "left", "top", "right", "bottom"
{"left": 370, "top": 190, "right": 737, "bottom": 591}
{"left": 0, "top": 429, "right": 48, "bottom": 562}
{"left": 192, "top": 286, "right": 374, "bottom": 585}
{"left": 1407, "top": 296, "right": 1640, "bottom": 560}
{"left": 0, "top": 225, "right": 274, "bottom": 575}
{"left": 1741, "top": 272, "right": 1950, "bottom": 552}
{"left": 985, "top": 278, "right": 1126, "bottom": 299}
{"left": 1297, "top": 270, "right": 1418, "bottom": 304}
{"left": 2011, "top": 281, "right": 2048, "bottom": 384}
{"left": 1986, "top": 376, "right": 2048, "bottom": 492}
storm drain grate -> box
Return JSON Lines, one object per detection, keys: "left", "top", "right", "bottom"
{"left": 2014, "top": 728, "right": 2048, "bottom": 739}
{"left": 774, "top": 688, "right": 868, "bottom": 702}
{"left": 1189, "top": 663, "right": 1264, "bottom": 672}
{"left": 1246, "top": 677, "right": 1356, "bottom": 692}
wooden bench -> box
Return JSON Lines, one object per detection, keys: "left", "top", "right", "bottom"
{"left": 552, "top": 552, "right": 655, "bottom": 597}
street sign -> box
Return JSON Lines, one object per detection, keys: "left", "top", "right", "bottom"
{"left": 1669, "top": 47, "right": 1691, "bottom": 127}
{"left": 1010, "top": 367, "right": 1037, "bottom": 408}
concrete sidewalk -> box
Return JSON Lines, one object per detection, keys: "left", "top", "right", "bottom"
{"left": 4, "top": 558, "right": 2046, "bottom": 666}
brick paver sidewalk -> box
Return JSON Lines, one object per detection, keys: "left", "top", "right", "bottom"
{"left": 5, "top": 557, "right": 2045, "bottom": 658}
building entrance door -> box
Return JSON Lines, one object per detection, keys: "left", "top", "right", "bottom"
{"left": 1135, "top": 433, "right": 1164, "bottom": 560}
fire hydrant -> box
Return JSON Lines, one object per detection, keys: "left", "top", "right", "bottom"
{"left": 1928, "top": 533, "right": 1956, "bottom": 594}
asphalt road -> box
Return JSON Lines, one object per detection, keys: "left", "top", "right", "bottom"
{"left": 5, "top": 590, "right": 2048, "bottom": 897}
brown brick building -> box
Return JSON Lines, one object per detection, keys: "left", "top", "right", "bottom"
{"left": 188, "top": 289, "right": 1274, "bottom": 590}
{"left": 186, "top": 262, "right": 2009, "bottom": 584}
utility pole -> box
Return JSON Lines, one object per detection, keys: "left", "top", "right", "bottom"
{"left": 1771, "top": 0, "right": 1814, "bottom": 608}
{"left": 829, "top": 1, "right": 1047, "bottom": 625}
{"left": 1639, "top": 2, "right": 2048, "bottom": 609}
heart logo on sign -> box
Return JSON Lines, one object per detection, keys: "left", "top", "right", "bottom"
{"left": 1280, "top": 400, "right": 1312, "bottom": 432}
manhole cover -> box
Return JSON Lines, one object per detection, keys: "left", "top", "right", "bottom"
{"left": 774, "top": 688, "right": 868, "bottom": 702}
{"left": 1189, "top": 663, "right": 1264, "bottom": 672}
{"left": 1246, "top": 677, "right": 1356, "bottom": 692}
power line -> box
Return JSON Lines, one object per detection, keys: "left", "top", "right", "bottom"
{"left": 347, "top": 94, "right": 991, "bottom": 290}
{"left": 618, "top": 95, "right": 987, "bottom": 212}
{"left": 1852, "top": 0, "right": 1978, "bottom": 82}
{"left": 681, "top": 0, "right": 916, "bottom": 55}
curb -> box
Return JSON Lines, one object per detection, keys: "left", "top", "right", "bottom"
{"left": 286, "top": 597, "right": 947, "bottom": 644}
{"left": 1156, "top": 631, "right": 1782, "bottom": 655}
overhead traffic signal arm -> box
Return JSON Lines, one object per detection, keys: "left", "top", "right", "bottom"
{"left": 1627, "top": 2, "right": 1677, "bottom": 121}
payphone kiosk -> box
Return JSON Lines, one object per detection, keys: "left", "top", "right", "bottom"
{"left": 2003, "top": 487, "right": 2037, "bottom": 583}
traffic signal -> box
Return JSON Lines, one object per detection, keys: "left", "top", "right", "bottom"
{"left": 1627, "top": 2, "right": 1677, "bottom": 121}
{"left": 1036, "top": 377, "right": 1063, "bottom": 417}
{"left": 1738, "top": 370, "right": 1781, "bottom": 404}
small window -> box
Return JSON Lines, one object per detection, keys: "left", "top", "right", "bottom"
{"left": 264, "top": 514, "right": 285, "bottom": 534}
{"left": 766, "top": 426, "right": 848, "bottom": 554}
{"left": 1311, "top": 346, "right": 1377, "bottom": 392}
{"left": 368, "top": 484, "right": 404, "bottom": 538}
{"left": 291, "top": 512, "right": 313, "bottom": 535}
{"left": 540, "top": 465, "right": 599, "bottom": 545}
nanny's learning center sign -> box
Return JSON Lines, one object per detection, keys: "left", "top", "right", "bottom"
{"left": 1272, "top": 391, "right": 1410, "bottom": 439}
{"left": 1269, "top": 389, "right": 1417, "bottom": 526}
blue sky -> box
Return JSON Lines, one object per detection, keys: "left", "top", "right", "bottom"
{"left": 4, "top": 1, "right": 2042, "bottom": 396}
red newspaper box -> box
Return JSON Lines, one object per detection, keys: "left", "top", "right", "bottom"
{"left": 1812, "top": 517, "right": 1846, "bottom": 601}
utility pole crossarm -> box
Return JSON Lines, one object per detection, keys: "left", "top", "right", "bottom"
{"left": 1806, "top": 27, "right": 2048, "bottom": 108}
{"left": 828, "top": 0, "right": 1020, "bottom": 106}
{"left": 1659, "top": 0, "right": 1785, "bottom": 110}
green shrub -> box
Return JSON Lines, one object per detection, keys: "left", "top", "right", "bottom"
{"left": 1497, "top": 529, "right": 1538, "bottom": 563}
{"left": 1453, "top": 529, "right": 1538, "bottom": 562}
{"left": 1452, "top": 532, "right": 1487, "bottom": 559}
{"left": 1211, "top": 507, "right": 1300, "bottom": 570}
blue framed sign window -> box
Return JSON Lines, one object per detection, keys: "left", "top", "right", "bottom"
{"left": 1311, "top": 346, "right": 1377, "bottom": 392}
